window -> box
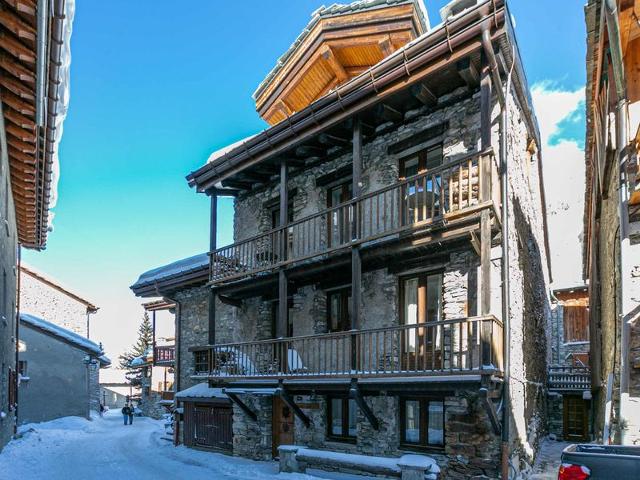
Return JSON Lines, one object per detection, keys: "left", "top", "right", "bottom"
{"left": 563, "top": 306, "right": 589, "bottom": 343}
{"left": 400, "top": 397, "right": 444, "bottom": 449}
{"left": 399, "top": 144, "right": 443, "bottom": 224}
{"left": 327, "top": 396, "right": 357, "bottom": 441}
{"left": 17, "top": 360, "right": 27, "bottom": 377}
{"left": 194, "top": 351, "right": 209, "bottom": 374}
{"left": 8, "top": 368, "right": 16, "bottom": 411}
{"left": 327, "top": 288, "right": 351, "bottom": 332}
{"left": 327, "top": 182, "right": 353, "bottom": 247}
{"left": 401, "top": 273, "right": 443, "bottom": 370}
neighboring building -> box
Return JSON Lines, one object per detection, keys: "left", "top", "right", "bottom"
{"left": 547, "top": 286, "right": 591, "bottom": 441}
{"left": 19, "top": 265, "right": 99, "bottom": 338}
{"left": 100, "top": 383, "right": 132, "bottom": 410}
{"left": 18, "top": 314, "right": 110, "bottom": 425}
{"left": 0, "top": 0, "right": 75, "bottom": 451}
{"left": 127, "top": 299, "right": 176, "bottom": 419}
{"left": 133, "top": 0, "right": 552, "bottom": 478}
{"left": 583, "top": 0, "right": 640, "bottom": 444}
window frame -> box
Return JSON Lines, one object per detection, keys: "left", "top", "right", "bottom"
{"left": 326, "top": 287, "right": 352, "bottom": 333}
{"left": 398, "top": 143, "right": 444, "bottom": 180}
{"left": 326, "top": 395, "right": 357, "bottom": 443}
{"left": 193, "top": 350, "right": 209, "bottom": 374}
{"left": 399, "top": 396, "right": 445, "bottom": 451}
{"left": 563, "top": 305, "right": 589, "bottom": 343}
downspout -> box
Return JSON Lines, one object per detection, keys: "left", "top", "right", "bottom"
{"left": 13, "top": 246, "right": 21, "bottom": 434}
{"left": 482, "top": 18, "right": 511, "bottom": 479}
{"left": 162, "top": 294, "right": 181, "bottom": 446}
{"left": 603, "top": 0, "right": 632, "bottom": 445}
{"left": 35, "top": 0, "right": 48, "bottom": 127}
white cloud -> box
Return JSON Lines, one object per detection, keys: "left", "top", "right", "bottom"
{"left": 531, "top": 82, "right": 586, "bottom": 288}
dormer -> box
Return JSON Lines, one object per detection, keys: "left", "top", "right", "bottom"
{"left": 253, "top": 0, "right": 429, "bottom": 126}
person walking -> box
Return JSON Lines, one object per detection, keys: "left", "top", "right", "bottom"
{"left": 122, "top": 404, "right": 131, "bottom": 425}
{"left": 128, "top": 403, "right": 134, "bottom": 425}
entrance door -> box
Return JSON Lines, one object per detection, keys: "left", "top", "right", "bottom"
{"left": 563, "top": 396, "right": 589, "bottom": 441}
{"left": 185, "top": 402, "right": 233, "bottom": 451}
{"left": 272, "top": 396, "right": 295, "bottom": 458}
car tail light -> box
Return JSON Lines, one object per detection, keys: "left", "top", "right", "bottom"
{"left": 558, "top": 463, "right": 591, "bottom": 480}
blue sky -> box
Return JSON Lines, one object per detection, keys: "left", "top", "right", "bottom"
{"left": 23, "top": 0, "right": 588, "bottom": 362}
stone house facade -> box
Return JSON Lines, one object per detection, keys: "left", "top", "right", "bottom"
{"left": 19, "top": 265, "right": 99, "bottom": 338}
{"left": 134, "top": 1, "right": 552, "bottom": 478}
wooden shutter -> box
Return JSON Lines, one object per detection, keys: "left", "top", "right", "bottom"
{"left": 564, "top": 306, "right": 589, "bottom": 342}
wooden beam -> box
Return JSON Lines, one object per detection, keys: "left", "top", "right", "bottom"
{"left": 221, "top": 179, "right": 252, "bottom": 190}
{"left": 318, "top": 132, "right": 350, "bottom": 147}
{"left": 378, "top": 37, "right": 396, "bottom": 57}
{"left": 7, "top": 137, "right": 36, "bottom": 154}
{"left": 5, "top": 0, "right": 37, "bottom": 17}
{"left": 410, "top": 82, "right": 437, "bottom": 107}
{"left": 295, "top": 145, "right": 324, "bottom": 157}
{"left": 374, "top": 103, "right": 403, "bottom": 123}
{"left": 349, "top": 380, "right": 379, "bottom": 430}
{"left": 4, "top": 107, "right": 35, "bottom": 129}
{"left": 352, "top": 117, "right": 362, "bottom": 330}
{"left": 218, "top": 294, "right": 242, "bottom": 308}
{"left": 470, "top": 230, "right": 481, "bottom": 257}
{"left": 5, "top": 122, "right": 33, "bottom": 142}
{"left": 3, "top": 90, "right": 35, "bottom": 115}
{"left": 457, "top": 57, "right": 480, "bottom": 87}
{"left": 0, "top": 32, "right": 36, "bottom": 63}
{"left": 277, "top": 384, "right": 311, "bottom": 428}
{"left": 0, "top": 10, "right": 36, "bottom": 42}
{"left": 208, "top": 193, "right": 218, "bottom": 345}
{"left": 479, "top": 387, "right": 501, "bottom": 434}
{"left": 320, "top": 44, "right": 348, "bottom": 83}
{"left": 226, "top": 393, "right": 258, "bottom": 421}
{"left": 1, "top": 75, "right": 35, "bottom": 100}
{"left": 0, "top": 53, "right": 35, "bottom": 83}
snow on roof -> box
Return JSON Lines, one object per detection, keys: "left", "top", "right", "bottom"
{"left": 131, "top": 253, "right": 209, "bottom": 290}
{"left": 175, "top": 383, "right": 227, "bottom": 400}
{"left": 207, "top": 133, "right": 259, "bottom": 165}
{"left": 19, "top": 313, "right": 108, "bottom": 362}
{"left": 129, "top": 346, "right": 152, "bottom": 368}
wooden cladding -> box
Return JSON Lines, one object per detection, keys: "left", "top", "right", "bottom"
{"left": 211, "top": 151, "right": 497, "bottom": 284}
{"left": 183, "top": 402, "right": 233, "bottom": 451}
{"left": 563, "top": 306, "right": 589, "bottom": 343}
{"left": 192, "top": 315, "right": 503, "bottom": 381}
{"left": 153, "top": 345, "right": 175, "bottom": 366}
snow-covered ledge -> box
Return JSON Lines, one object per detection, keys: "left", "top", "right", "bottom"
{"left": 278, "top": 445, "right": 440, "bottom": 480}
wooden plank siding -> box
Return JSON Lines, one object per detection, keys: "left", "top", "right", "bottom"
{"left": 563, "top": 306, "right": 589, "bottom": 343}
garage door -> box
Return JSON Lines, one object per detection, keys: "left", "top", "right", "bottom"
{"left": 184, "top": 402, "right": 233, "bottom": 451}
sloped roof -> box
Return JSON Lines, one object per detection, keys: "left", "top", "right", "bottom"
{"left": 20, "top": 313, "right": 110, "bottom": 365}
{"left": 175, "top": 382, "right": 227, "bottom": 400}
{"left": 130, "top": 253, "right": 209, "bottom": 297}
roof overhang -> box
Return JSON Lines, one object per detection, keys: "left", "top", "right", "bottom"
{"left": 0, "top": 0, "right": 75, "bottom": 249}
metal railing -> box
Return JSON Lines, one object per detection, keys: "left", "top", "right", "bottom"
{"left": 154, "top": 345, "right": 176, "bottom": 366}
{"left": 211, "top": 151, "right": 497, "bottom": 283}
{"left": 548, "top": 366, "right": 591, "bottom": 391}
{"left": 192, "top": 315, "right": 502, "bottom": 380}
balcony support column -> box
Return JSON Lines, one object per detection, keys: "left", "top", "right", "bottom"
{"left": 479, "top": 62, "right": 492, "bottom": 367}
{"left": 152, "top": 310, "right": 156, "bottom": 364}
{"left": 351, "top": 117, "right": 362, "bottom": 330}
{"left": 278, "top": 161, "right": 289, "bottom": 338}
{"left": 208, "top": 190, "right": 218, "bottom": 345}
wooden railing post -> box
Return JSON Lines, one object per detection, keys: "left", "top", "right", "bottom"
{"left": 352, "top": 117, "right": 362, "bottom": 332}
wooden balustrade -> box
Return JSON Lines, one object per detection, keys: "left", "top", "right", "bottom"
{"left": 154, "top": 345, "right": 176, "bottom": 366}
{"left": 548, "top": 366, "right": 591, "bottom": 391}
{"left": 210, "top": 151, "right": 496, "bottom": 283}
{"left": 192, "top": 315, "right": 502, "bottom": 380}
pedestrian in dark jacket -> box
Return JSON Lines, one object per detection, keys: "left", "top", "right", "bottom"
{"left": 128, "top": 403, "right": 134, "bottom": 425}
{"left": 122, "top": 404, "right": 131, "bottom": 425}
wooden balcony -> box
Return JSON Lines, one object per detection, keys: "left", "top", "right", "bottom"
{"left": 548, "top": 366, "right": 591, "bottom": 391}
{"left": 154, "top": 345, "right": 176, "bottom": 367}
{"left": 211, "top": 150, "right": 499, "bottom": 285}
{"left": 192, "top": 315, "right": 503, "bottom": 382}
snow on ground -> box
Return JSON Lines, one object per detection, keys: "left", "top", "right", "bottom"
{"left": 0, "top": 410, "right": 374, "bottom": 480}
{"left": 528, "top": 439, "right": 572, "bottom": 479}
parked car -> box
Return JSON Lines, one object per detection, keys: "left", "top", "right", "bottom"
{"left": 559, "top": 444, "right": 640, "bottom": 479}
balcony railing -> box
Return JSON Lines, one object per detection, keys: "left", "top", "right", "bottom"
{"left": 211, "top": 150, "right": 497, "bottom": 283}
{"left": 154, "top": 345, "right": 176, "bottom": 366}
{"left": 548, "top": 366, "right": 591, "bottom": 391}
{"left": 192, "top": 315, "right": 502, "bottom": 380}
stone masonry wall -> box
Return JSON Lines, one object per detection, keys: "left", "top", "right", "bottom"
{"left": 0, "top": 98, "right": 20, "bottom": 452}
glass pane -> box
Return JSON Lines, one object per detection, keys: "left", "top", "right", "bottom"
{"left": 404, "top": 400, "right": 420, "bottom": 443}
{"left": 402, "top": 157, "right": 419, "bottom": 177}
{"left": 404, "top": 278, "right": 418, "bottom": 352}
{"left": 348, "top": 399, "right": 357, "bottom": 437}
{"left": 427, "top": 401, "right": 444, "bottom": 446}
{"left": 330, "top": 294, "right": 340, "bottom": 331}
{"left": 426, "top": 274, "right": 442, "bottom": 323}
{"left": 425, "top": 145, "right": 443, "bottom": 170}
{"left": 331, "top": 398, "right": 342, "bottom": 436}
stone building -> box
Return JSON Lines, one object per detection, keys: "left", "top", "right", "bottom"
{"left": 0, "top": 0, "right": 75, "bottom": 452}
{"left": 19, "top": 265, "right": 99, "bottom": 338}
{"left": 582, "top": 0, "right": 640, "bottom": 445}
{"left": 547, "top": 286, "right": 591, "bottom": 441}
{"left": 18, "top": 313, "right": 110, "bottom": 424}
{"left": 133, "top": 0, "right": 552, "bottom": 478}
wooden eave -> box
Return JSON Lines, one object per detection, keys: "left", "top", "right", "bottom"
{"left": 0, "top": 0, "right": 67, "bottom": 249}
{"left": 254, "top": 2, "right": 426, "bottom": 125}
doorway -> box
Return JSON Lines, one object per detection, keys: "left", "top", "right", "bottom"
{"left": 272, "top": 396, "right": 295, "bottom": 458}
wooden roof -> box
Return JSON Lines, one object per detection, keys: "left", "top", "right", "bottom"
{"left": 0, "top": 0, "right": 71, "bottom": 249}
{"left": 253, "top": 0, "right": 428, "bottom": 126}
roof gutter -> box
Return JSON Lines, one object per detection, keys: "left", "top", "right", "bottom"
{"left": 35, "top": 0, "right": 49, "bottom": 127}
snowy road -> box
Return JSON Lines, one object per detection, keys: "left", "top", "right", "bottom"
{"left": 0, "top": 411, "right": 362, "bottom": 480}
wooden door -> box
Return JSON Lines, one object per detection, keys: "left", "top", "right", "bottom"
{"left": 184, "top": 402, "right": 233, "bottom": 451}
{"left": 272, "top": 396, "right": 295, "bottom": 458}
{"left": 563, "top": 396, "right": 589, "bottom": 441}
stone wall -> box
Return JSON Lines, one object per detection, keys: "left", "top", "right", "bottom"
{"left": 174, "top": 286, "right": 209, "bottom": 392}
{"left": 19, "top": 269, "right": 94, "bottom": 338}
{"left": 0, "top": 100, "right": 19, "bottom": 452}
